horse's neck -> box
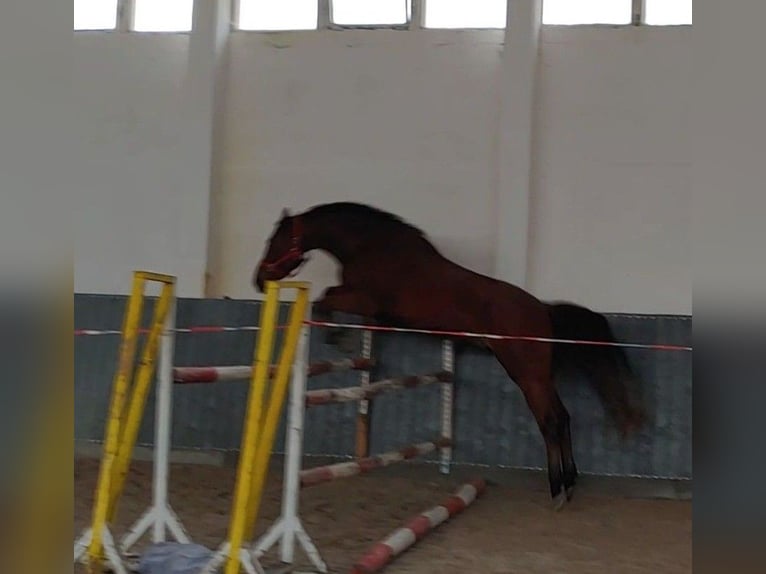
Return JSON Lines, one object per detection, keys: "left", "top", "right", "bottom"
{"left": 305, "top": 213, "right": 436, "bottom": 264}
{"left": 305, "top": 216, "right": 358, "bottom": 263}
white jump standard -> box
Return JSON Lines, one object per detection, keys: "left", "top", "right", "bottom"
{"left": 251, "top": 327, "right": 456, "bottom": 573}
{"left": 75, "top": 273, "right": 456, "bottom": 574}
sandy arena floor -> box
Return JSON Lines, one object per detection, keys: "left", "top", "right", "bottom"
{"left": 75, "top": 457, "right": 691, "bottom": 574}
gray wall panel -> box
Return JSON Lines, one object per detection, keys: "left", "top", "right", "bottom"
{"left": 74, "top": 295, "right": 691, "bottom": 479}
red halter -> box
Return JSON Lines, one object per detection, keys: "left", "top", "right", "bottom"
{"left": 260, "top": 216, "right": 307, "bottom": 277}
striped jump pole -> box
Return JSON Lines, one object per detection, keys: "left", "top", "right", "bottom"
{"left": 440, "top": 339, "right": 454, "bottom": 475}
{"left": 172, "top": 357, "right": 374, "bottom": 384}
{"left": 300, "top": 438, "right": 453, "bottom": 488}
{"left": 350, "top": 479, "right": 487, "bottom": 574}
{"left": 305, "top": 371, "right": 452, "bottom": 407}
{"left": 307, "top": 357, "right": 375, "bottom": 377}
{"left": 173, "top": 365, "right": 252, "bottom": 383}
{"left": 355, "top": 329, "right": 374, "bottom": 459}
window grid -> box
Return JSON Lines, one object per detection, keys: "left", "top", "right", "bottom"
{"left": 117, "top": 0, "right": 133, "bottom": 32}
{"left": 74, "top": 1, "right": 691, "bottom": 33}
{"left": 632, "top": 0, "right": 646, "bottom": 26}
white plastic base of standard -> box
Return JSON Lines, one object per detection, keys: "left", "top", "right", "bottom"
{"left": 73, "top": 526, "right": 129, "bottom": 574}
{"left": 253, "top": 517, "right": 328, "bottom": 574}
{"left": 74, "top": 504, "right": 188, "bottom": 574}
{"left": 120, "top": 502, "right": 190, "bottom": 553}
{"left": 198, "top": 541, "right": 266, "bottom": 574}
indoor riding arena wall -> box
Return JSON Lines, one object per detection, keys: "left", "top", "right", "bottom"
{"left": 74, "top": 293, "right": 691, "bottom": 480}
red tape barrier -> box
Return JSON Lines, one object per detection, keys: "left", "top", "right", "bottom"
{"left": 305, "top": 319, "right": 692, "bottom": 352}
{"left": 74, "top": 319, "right": 692, "bottom": 352}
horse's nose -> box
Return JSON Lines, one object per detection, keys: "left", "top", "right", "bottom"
{"left": 253, "top": 267, "right": 265, "bottom": 292}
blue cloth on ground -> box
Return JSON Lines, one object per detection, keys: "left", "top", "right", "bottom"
{"left": 138, "top": 542, "right": 215, "bottom": 574}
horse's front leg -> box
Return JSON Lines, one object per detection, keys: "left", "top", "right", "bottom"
{"left": 313, "top": 286, "right": 380, "bottom": 353}
{"left": 315, "top": 286, "right": 379, "bottom": 317}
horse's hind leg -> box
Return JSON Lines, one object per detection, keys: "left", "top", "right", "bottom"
{"left": 492, "top": 341, "right": 570, "bottom": 510}
{"left": 518, "top": 378, "right": 568, "bottom": 510}
{"left": 556, "top": 393, "right": 578, "bottom": 500}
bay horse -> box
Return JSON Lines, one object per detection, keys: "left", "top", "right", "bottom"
{"left": 253, "top": 202, "right": 644, "bottom": 510}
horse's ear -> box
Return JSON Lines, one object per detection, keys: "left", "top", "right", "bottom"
{"left": 280, "top": 207, "right": 291, "bottom": 220}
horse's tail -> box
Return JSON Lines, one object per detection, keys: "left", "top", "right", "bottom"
{"left": 547, "top": 302, "right": 646, "bottom": 438}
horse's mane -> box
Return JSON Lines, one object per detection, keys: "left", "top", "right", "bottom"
{"left": 304, "top": 202, "right": 427, "bottom": 238}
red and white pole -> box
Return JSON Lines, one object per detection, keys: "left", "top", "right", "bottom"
{"left": 350, "top": 478, "right": 487, "bottom": 574}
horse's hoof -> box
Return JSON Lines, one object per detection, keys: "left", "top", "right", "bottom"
{"left": 552, "top": 491, "right": 568, "bottom": 511}
{"left": 324, "top": 328, "right": 344, "bottom": 346}
{"left": 324, "top": 328, "right": 339, "bottom": 346}
{"left": 325, "top": 328, "right": 356, "bottom": 354}
{"left": 337, "top": 335, "right": 357, "bottom": 354}
{"left": 565, "top": 485, "right": 576, "bottom": 501}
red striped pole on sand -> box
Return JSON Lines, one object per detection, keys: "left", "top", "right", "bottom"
{"left": 350, "top": 478, "right": 487, "bottom": 574}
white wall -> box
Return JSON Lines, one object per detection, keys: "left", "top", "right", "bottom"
{"left": 528, "top": 27, "right": 692, "bottom": 314}
{"left": 73, "top": 34, "right": 211, "bottom": 297}
{"left": 72, "top": 23, "right": 691, "bottom": 314}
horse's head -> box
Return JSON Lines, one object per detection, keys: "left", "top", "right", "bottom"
{"left": 253, "top": 208, "right": 307, "bottom": 292}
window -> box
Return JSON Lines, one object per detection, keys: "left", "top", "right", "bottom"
{"left": 331, "top": 1, "right": 409, "bottom": 26}
{"left": 543, "top": 0, "right": 631, "bottom": 25}
{"left": 645, "top": 0, "right": 692, "bottom": 25}
{"left": 74, "top": 0, "right": 118, "bottom": 30}
{"left": 238, "top": 0, "right": 318, "bottom": 30}
{"left": 133, "top": 0, "right": 194, "bottom": 32}
{"left": 424, "top": 0, "right": 506, "bottom": 29}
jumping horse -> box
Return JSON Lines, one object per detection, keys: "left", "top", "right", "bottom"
{"left": 253, "top": 202, "right": 645, "bottom": 510}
